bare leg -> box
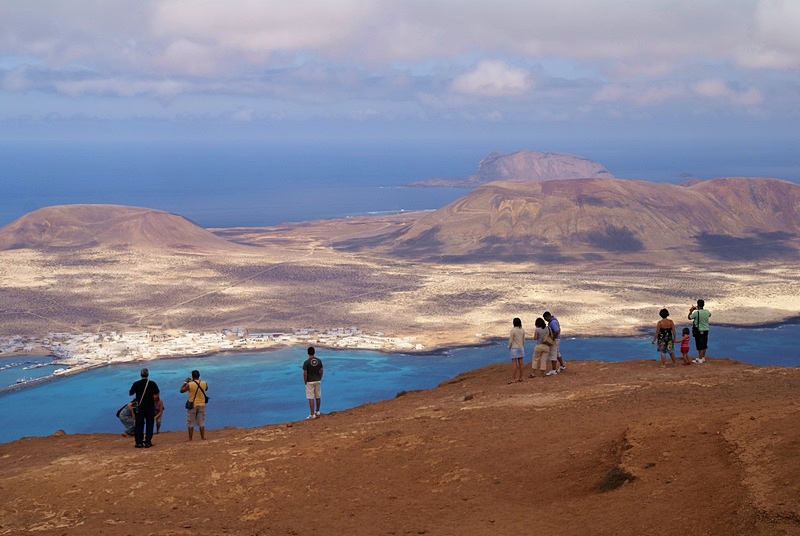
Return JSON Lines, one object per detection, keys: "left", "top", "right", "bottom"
{"left": 199, "top": 427, "right": 205, "bottom": 440}
{"left": 308, "top": 398, "right": 315, "bottom": 416}
{"left": 188, "top": 427, "right": 194, "bottom": 441}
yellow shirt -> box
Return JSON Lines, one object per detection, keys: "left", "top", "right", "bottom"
{"left": 187, "top": 380, "right": 208, "bottom": 406}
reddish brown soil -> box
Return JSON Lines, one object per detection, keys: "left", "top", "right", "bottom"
{"left": 2, "top": 359, "right": 800, "bottom": 536}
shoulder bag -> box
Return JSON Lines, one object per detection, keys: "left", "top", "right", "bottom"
{"left": 135, "top": 379, "right": 149, "bottom": 415}
{"left": 185, "top": 380, "right": 209, "bottom": 409}
{"left": 541, "top": 326, "right": 555, "bottom": 346}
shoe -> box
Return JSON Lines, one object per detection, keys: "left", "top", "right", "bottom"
{"left": 558, "top": 366, "right": 566, "bottom": 372}
{"left": 692, "top": 358, "right": 700, "bottom": 364}
{"left": 315, "top": 411, "right": 321, "bottom": 417}
{"left": 144, "top": 443, "right": 153, "bottom": 448}
{"left": 698, "top": 358, "right": 705, "bottom": 364}
{"left": 306, "top": 414, "right": 316, "bottom": 420}
{"left": 135, "top": 443, "right": 143, "bottom": 448}
{"left": 546, "top": 370, "right": 558, "bottom": 376}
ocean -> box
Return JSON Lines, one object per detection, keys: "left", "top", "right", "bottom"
{"left": 3, "top": 139, "right": 800, "bottom": 228}
{"left": 1, "top": 324, "right": 798, "bottom": 444}
{"left": 2, "top": 139, "right": 800, "bottom": 443}
{"left": 1, "top": 140, "right": 480, "bottom": 228}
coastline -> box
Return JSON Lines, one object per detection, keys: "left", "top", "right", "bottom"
{"left": 3, "top": 317, "right": 799, "bottom": 397}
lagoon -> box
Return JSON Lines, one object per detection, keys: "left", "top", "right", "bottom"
{"left": 1, "top": 324, "right": 798, "bottom": 444}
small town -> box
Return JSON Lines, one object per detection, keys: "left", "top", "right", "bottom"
{"left": 0, "top": 327, "right": 426, "bottom": 386}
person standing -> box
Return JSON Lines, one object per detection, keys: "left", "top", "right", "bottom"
{"left": 543, "top": 311, "right": 566, "bottom": 374}
{"left": 652, "top": 308, "right": 678, "bottom": 367}
{"left": 129, "top": 368, "right": 160, "bottom": 448}
{"left": 679, "top": 327, "right": 692, "bottom": 366}
{"left": 180, "top": 370, "right": 208, "bottom": 440}
{"left": 303, "top": 347, "right": 323, "bottom": 419}
{"left": 689, "top": 299, "right": 711, "bottom": 363}
{"left": 153, "top": 393, "right": 165, "bottom": 434}
{"left": 507, "top": 317, "right": 525, "bottom": 383}
{"left": 529, "top": 317, "right": 550, "bottom": 378}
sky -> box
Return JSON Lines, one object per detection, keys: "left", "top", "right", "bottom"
{"left": 1, "top": 0, "right": 799, "bottom": 171}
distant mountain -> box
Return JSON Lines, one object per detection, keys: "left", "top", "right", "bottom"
{"left": 339, "top": 177, "right": 800, "bottom": 262}
{"left": 408, "top": 150, "right": 613, "bottom": 188}
{"left": 0, "top": 204, "right": 248, "bottom": 252}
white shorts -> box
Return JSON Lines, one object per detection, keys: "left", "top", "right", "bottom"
{"left": 548, "top": 338, "right": 561, "bottom": 361}
{"left": 305, "top": 381, "right": 321, "bottom": 399}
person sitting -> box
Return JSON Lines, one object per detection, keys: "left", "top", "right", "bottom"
{"left": 116, "top": 399, "right": 137, "bottom": 436}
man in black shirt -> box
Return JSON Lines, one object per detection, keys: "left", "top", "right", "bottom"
{"left": 302, "top": 347, "right": 323, "bottom": 420}
{"left": 129, "top": 367, "right": 160, "bottom": 448}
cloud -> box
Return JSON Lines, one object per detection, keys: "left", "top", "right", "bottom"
{"left": 54, "top": 78, "right": 186, "bottom": 102}
{"left": 2, "top": 66, "right": 33, "bottom": 92}
{"left": 231, "top": 107, "right": 256, "bottom": 122}
{"left": 0, "top": 0, "right": 796, "bottom": 124}
{"left": 693, "top": 78, "right": 763, "bottom": 106}
{"left": 736, "top": 0, "right": 800, "bottom": 69}
{"left": 593, "top": 83, "right": 687, "bottom": 106}
{"left": 450, "top": 61, "right": 533, "bottom": 97}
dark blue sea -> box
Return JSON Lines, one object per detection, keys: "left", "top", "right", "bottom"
{"left": 1, "top": 324, "right": 798, "bottom": 444}
{"left": 3, "top": 139, "right": 800, "bottom": 228}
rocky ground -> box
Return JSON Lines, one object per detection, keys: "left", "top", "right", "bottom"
{"left": 2, "top": 358, "right": 799, "bottom": 536}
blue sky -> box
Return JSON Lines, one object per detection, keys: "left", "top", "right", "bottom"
{"left": 1, "top": 0, "right": 799, "bottom": 162}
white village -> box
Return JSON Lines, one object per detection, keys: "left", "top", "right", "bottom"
{"left": 0, "top": 327, "right": 425, "bottom": 391}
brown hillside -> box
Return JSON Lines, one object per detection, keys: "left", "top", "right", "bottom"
{"left": 2, "top": 359, "right": 799, "bottom": 535}
{"left": 344, "top": 177, "right": 800, "bottom": 261}
{"left": 0, "top": 204, "right": 252, "bottom": 252}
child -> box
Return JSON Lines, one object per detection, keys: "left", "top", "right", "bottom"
{"left": 508, "top": 317, "right": 525, "bottom": 383}
{"left": 153, "top": 393, "right": 165, "bottom": 434}
{"left": 679, "top": 327, "right": 691, "bottom": 366}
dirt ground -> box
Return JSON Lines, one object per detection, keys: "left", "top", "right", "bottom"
{"left": 2, "top": 358, "right": 799, "bottom": 536}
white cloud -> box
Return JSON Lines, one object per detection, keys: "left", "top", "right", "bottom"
{"left": 0, "top": 0, "right": 795, "bottom": 122}
{"left": 693, "top": 78, "right": 763, "bottom": 106}
{"left": 231, "top": 107, "right": 255, "bottom": 122}
{"left": 450, "top": 61, "right": 532, "bottom": 97}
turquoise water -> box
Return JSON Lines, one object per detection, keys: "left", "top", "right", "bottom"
{"left": 1, "top": 324, "right": 798, "bottom": 444}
